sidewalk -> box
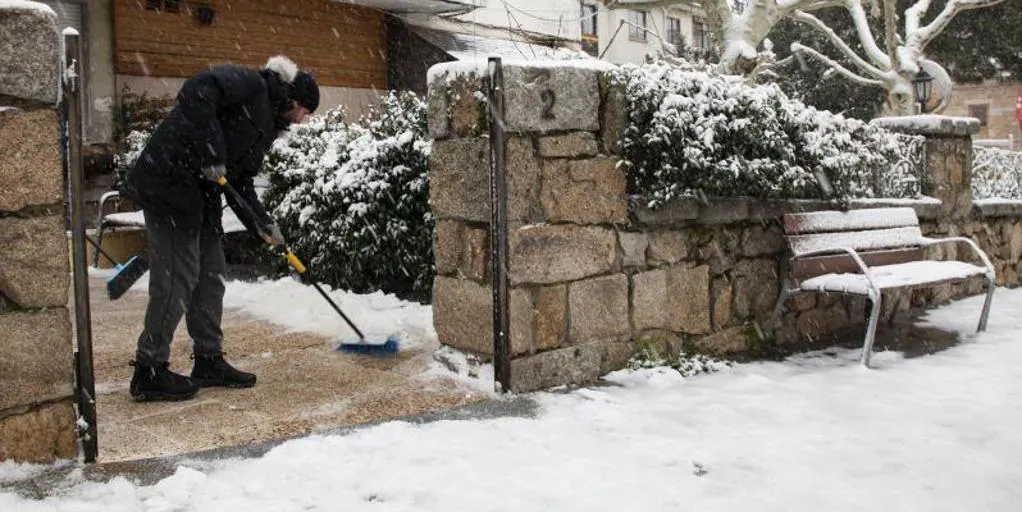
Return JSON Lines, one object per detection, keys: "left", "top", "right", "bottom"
{"left": 85, "top": 273, "right": 491, "bottom": 463}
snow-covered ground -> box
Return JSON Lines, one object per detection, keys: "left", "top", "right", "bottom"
{"left": 5, "top": 287, "right": 1021, "bottom": 511}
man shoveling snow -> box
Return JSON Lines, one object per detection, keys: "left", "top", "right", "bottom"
{"left": 118, "top": 55, "right": 320, "bottom": 402}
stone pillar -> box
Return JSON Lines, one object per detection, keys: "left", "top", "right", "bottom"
{"left": 872, "top": 116, "right": 980, "bottom": 222}
{"left": 428, "top": 62, "right": 630, "bottom": 392}
{"left": 0, "top": 3, "right": 77, "bottom": 462}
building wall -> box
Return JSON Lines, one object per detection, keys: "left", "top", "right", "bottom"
{"left": 112, "top": 0, "right": 388, "bottom": 90}
{"left": 453, "top": 0, "right": 580, "bottom": 40}
{"left": 116, "top": 75, "right": 381, "bottom": 120}
{"left": 87, "top": 0, "right": 116, "bottom": 144}
{"left": 33, "top": 0, "right": 117, "bottom": 144}
{"left": 598, "top": 5, "right": 697, "bottom": 64}
{"left": 944, "top": 82, "right": 1020, "bottom": 150}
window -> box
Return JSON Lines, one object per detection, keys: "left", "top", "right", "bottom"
{"left": 693, "top": 17, "right": 711, "bottom": 50}
{"left": 628, "top": 10, "right": 647, "bottom": 42}
{"left": 580, "top": 3, "right": 599, "bottom": 57}
{"left": 145, "top": 0, "right": 180, "bottom": 12}
{"left": 580, "top": 4, "right": 597, "bottom": 37}
{"left": 969, "top": 104, "right": 990, "bottom": 127}
{"left": 667, "top": 16, "right": 682, "bottom": 48}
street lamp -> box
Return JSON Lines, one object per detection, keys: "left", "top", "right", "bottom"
{"left": 913, "top": 68, "right": 934, "bottom": 114}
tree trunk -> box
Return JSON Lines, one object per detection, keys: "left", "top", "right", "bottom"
{"left": 885, "top": 74, "right": 917, "bottom": 116}
{"left": 717, "top": 1, "right": 781, "bottom": 75}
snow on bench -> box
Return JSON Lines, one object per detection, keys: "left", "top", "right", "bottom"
{"left": 768, "top": 207, "right": 996, "bottom": 367}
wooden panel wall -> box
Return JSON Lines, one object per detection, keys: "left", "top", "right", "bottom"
{"left": 114, "top": 0, "right": 387, "bottom": 89}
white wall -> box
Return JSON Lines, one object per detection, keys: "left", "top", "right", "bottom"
{"left": 454, "top": 0, "right": 581, "bottom": 40}
{"left": 598, "top": 5, "right": 698, "bottom": 64}
{"left": 117, "top": 76, "right": 381, "bottom": 121}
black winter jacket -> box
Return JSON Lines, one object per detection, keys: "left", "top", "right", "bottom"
{"left": 119, "top": 64, "right": 292, "bottom": 235}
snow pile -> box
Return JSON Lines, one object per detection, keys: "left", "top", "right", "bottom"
{"left": 973, "top": 145, "right": 1022, "bottom": 201}
{"left": 5, "top": 289, "right": 1022, "bottom": 510}
{"left": 222, "top": 277, "right": 435, "bottom": 348}
{"left": 262, "top": 91, "right": 433, "bottom": 298}
{"left": 614, "top": 62, "right": 923, "bottom": 209}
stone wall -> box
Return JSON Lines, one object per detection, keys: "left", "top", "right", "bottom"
{"left": 0, "top": 3, "right": 77, "bottom": 462}
{"left": 428, "top": 62, "right": 1018, "bottom": 393}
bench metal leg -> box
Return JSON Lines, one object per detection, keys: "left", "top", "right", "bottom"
{"left": 859, "top": 294, "right": 882, "bottom": 367}
{"left": 978, "top": 274, "right": 995, "bottom": 332}
{"left": 93, "top": 223, "right": 104, "bottom": 267}
{"left": 769, "top": 287, "right": 792, "bottom": 336}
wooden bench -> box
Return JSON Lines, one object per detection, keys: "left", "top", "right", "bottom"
{"left": 769, "top": 207, "right": 996, "bottom": 367}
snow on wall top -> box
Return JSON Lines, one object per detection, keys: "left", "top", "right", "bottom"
{"left": 871, "top": 115, "right": 981, "bottom": 136}
{"left": 426, "top": 58, "right": 617, "bottom": 88}
{"left": 0, "top": 0, "right": 56, "bottom": 17}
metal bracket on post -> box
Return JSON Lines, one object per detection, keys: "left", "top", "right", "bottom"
{"left": 487, "top": 57, "right": 511, "bottom": 393}
{"left": 64, "top": 30, "right": 99, "bottom": 463}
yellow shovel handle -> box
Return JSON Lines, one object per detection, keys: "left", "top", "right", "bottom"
{"left": 216, "top": 176, "right": 305, "bottom": 275}
{"left": 286, "top": 251, "right": 307, "bottom": 274}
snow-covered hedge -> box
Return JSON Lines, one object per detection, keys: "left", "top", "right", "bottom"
{"left": 114, "top": 129, "right": 151, "bottom": 184}
{"left": 261, "top": 91, "right": 433, "bottom": 299}
{"left": 613, "top": 63, "right": 921, "bottom": 208}
{"left": 973, "top": 146, "right": 1022, "bottom": 200}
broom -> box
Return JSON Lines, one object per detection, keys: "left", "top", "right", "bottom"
{"left": 215, "top": 176, "right": 400, "bottom": 355}
{"left": 85, "top": 235, "right": 149, "bottom": 300}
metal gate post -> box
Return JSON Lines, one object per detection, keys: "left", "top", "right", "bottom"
{"left": 487, "top": 58, "right": 511, "bottom": 393}
{"left": 64, "top": 29, "right": 99, "bottom": 463}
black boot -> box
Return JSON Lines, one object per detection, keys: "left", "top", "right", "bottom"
{"left": 190, "top": 353, "right": 257, "bottom": 388}
{"left": 129, "top": 361, "right": 199, "bottom": 402}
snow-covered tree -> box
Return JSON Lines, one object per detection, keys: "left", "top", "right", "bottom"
{"left": 788, "top": 0, "right": 1006, "bottom": 115}
{"left": 606, "top": 0, "right": 1007, "bottom": 115}
{"left": 767, "top": 0, "right": 1018, "bottom": 118}
{"left": 603, "top": 0, "right": 849, "bottom": 75}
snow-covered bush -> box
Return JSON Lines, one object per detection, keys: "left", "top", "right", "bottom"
{"left": 626, "top": 338, "right": 732, "bottom": 377}
{"left": 262, "top": 91, "right": 433, "bottom": 299}
{"left": 113, "top": 129, "right": 151, "bottom": 184}
{"left": 613, "top": 62, "right": 921, "bottom": 208}
{"left": 972, "top": 146, "right": 1022, "bottom": 200}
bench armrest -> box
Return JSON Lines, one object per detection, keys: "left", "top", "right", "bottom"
{"left": 97, "top": 190, "right": 122, "bottom": 227}
{"left": 919, "top": 236, "right": 996, "bottom": 278}
{"left": 791, "top": 246, "right": 881, "bottom": 298}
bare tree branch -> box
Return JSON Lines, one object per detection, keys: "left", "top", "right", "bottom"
{"left": 790, "top": 42, "right": 886, "bottom": 86}
{"left": 909, "top": 0, "right": 1006, "bottom": 47}
{"left": 882, "top": 0, "right": 900, "bottom": 71}
{"left": 601, "top": 0, "right": 708, "bottom": 11}
{"left": 791, "top": 9, "right": 887, "bottom": 78}
{"left": 844, "top": 0, "right": 892, "bottom": 68}
{"left": 778, "top": 0, "right": 844, "bottom": 9}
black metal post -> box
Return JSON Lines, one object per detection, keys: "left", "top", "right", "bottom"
{"left": 487, "top": 58, "right": 511, "bottom": 393}
{"left": 64, "top": 31, "right": 99, "bottom": 463}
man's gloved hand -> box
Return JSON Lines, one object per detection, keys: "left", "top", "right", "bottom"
{"left": 201, "top": 164, "right": 227, "bottom": 182}
{"left": 262, "top": 223, "right": 286, "bottom": 247}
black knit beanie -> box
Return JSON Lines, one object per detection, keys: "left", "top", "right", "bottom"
{"left": 291, "top": 71, "right": 320, "bottom": 113}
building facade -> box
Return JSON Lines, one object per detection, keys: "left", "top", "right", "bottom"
{"left": 36, "top": 0, "right": 474, "bottom": 146}
{"left": 943, "top": 82, "right": 1020, "bottom": 150}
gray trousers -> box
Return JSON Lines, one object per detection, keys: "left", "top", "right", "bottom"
{"left": 136, "top": 210, "right": 226, "bottom": 365}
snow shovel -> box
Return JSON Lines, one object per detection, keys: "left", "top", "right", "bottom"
{"left": 85, "top": 235, "right": 149, "bottom": 300}
{"left": 214, "top": 176, "right": 400, "bottom": 356}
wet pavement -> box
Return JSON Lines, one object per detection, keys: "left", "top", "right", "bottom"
{"left": 81, "top": 274, "right": 495, "bottom": 463}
